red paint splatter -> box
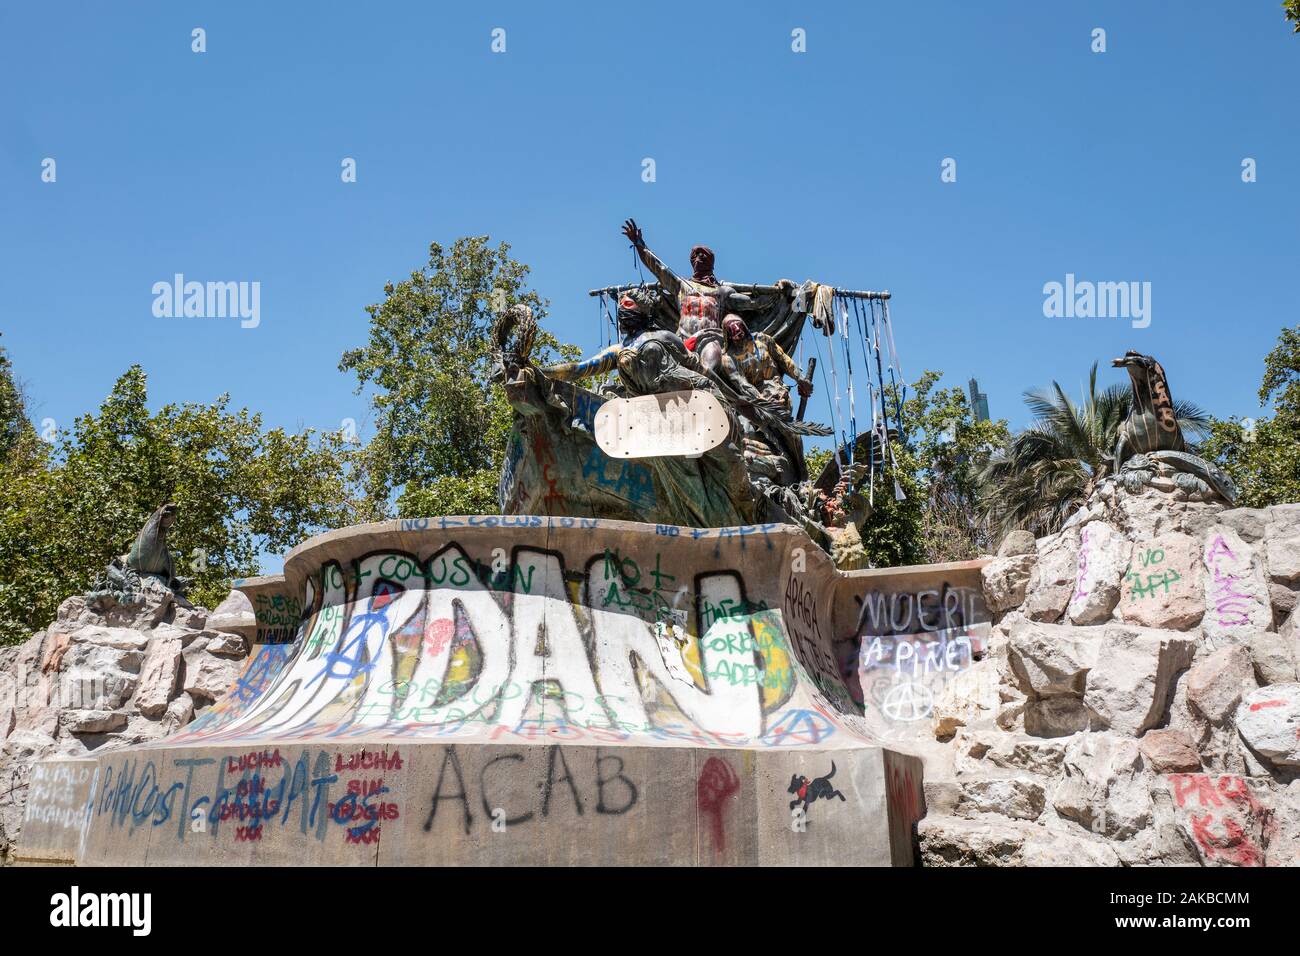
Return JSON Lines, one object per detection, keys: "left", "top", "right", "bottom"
{"left": 697, "top": 757, "right": 740, "bottom": 856}
{"left": 1249, "top": 699, "right": 1286, "bottom": 712}
{"left": 887, "top": 765, "right": 921, "bottom": 825}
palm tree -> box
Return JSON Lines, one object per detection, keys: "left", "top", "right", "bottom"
{"left": 979, "top": 362, "right": 1209, "bottom": 538}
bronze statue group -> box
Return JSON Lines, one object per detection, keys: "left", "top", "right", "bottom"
{"left": 491, "top": 219, "right": 905, "bottom": 562}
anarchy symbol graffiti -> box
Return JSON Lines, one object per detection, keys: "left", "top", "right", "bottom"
{"left": 881, "top": 682, "right": 933, "bottom": 722}
{"left": 760, "top": 708, "right": 836, "bottom": 747}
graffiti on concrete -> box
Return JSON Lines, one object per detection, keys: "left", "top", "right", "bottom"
{"left": 849, "top": 581, "right": 987, "bottom": 730}
{"left": 422, "top": 744, "right": 638, "bottom": 835}
{"left": 697, "top": 756, "right": 740, "bottom": 856}
{"left": 253, "top": 593, "right": 304, "bottom": 644}
{"left": 787, "top": 761, "right": 846, "bottom": 816}
{"left": 168, "top": 541, "right": 869, "bottom": 750}
{"left": 91, "top": 748, "right": 351, "bottom": 844}
{"left": 24, "top": 762, "right": 94, "bottom": 833}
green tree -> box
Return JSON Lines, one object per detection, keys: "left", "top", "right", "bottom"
{"left": 341, "top": 237, "right": 576, "bottom": 518}
{"left": 1287, "top": 0, "right": 1300, "bottom": 33}
{"left": 815, "top": 370, "right": 1009, "bottom": 567}
{"left": 980, "top": 362, "right": 1209, "bottom": 539}
{"left": 904, "top": 372, "right": 1011, "bottom": 561}
{"left": 0, "top": 337, "right": 35, "bottom": 458}
{"left": 1203, "top": 326, "right": 1300, "bottom": 507}
{"left": 857, "top": 440, "right": 927, "bottom": 567}
{"left": 0, "top": 366, "right": 353, "bottom": 644}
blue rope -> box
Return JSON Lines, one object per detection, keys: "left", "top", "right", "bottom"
{"left": 837, "top": 295, "right": 858, "bottom": 463}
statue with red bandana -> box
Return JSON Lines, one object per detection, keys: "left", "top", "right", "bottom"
{"left": 621, "top": 218, "right": 752, "bottom": 374}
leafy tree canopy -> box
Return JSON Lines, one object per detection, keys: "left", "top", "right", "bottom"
{"left": 814, "top": 370, "right": 1010, "bottom": 567}
{"left": 341, "top": 236, "right": 576, "bottom": 517}
{"left": 0, "top": 366, "right": 352, "bottom": 643}
{"left": 1203, "top": 325, "right": 1300, "bottom": 507}
{"left": 979, "top": 363, "right": 1209, "bottom": 539}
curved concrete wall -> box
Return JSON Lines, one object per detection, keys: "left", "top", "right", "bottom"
{"left": 178, "top": 517, "right": 873, "bottom": 750}
{"left": 16, "top": 518, "right": 989, "bottom": 866}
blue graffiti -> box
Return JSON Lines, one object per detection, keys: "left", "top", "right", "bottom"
{"left": 309, "top": 608, "right": 391, "bottom": 686}
{"left": 759, "top": 709, "right": 836, "bottom": 747}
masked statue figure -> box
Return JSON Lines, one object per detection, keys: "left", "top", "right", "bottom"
{"left": 620, "top": 218, "right": 751, "bottom": 374}
{"left": 542, "top": 290, "right": 718, "bottom": 398}
{"left": 720, "top": 314, "right": 813, "bottom": 415}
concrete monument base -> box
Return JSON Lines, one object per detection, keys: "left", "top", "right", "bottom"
{"left": 18, "top": 742, "right": 921, "bottom": 866}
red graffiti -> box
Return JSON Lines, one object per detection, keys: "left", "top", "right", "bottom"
{"left": 226, "top": 748, "right": 284, "bottom": 774}
{"left": 530, "top": 430, "right": 566, "bottom": 513}
{"left": 235, "top": 825, "right": 263, "bottom": 842}
{"left": 348, "top": 778, "right": 387, "bottom": 796}
{"left": 335, "top": 750, "right": 404, "bottom": 772}
{"left": 329, "top": 774, "right": 401, "bottom": 846}
{"left": 696, "top": 757, "right": 741, "bottom": 855}
{"left": 329, "top": 793, "right": 400, "bottom": 823}
{"left": 371, "top": 580, "right": 401, "bottom": 611}
{"left": 1189, "top": 814, "right": 1264, "bottom": 867}
{"left": 1170, "top": 773, "right": 1262, "bottom": 812}
{"left": 887, "top": 764, "right": 921, "bottom": 826}
{"left": 1169, "top": 774, "right": 1267, "bottom": 867}
{"left": 1249, "top": 699, "right": 1285, "bottom": 712}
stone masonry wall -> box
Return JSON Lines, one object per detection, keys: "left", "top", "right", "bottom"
{"left": 0, "top": 582, "right": 254, "bottom": 861}
{"left": 917, "top": 476, "right": 1300, "bottom": 866}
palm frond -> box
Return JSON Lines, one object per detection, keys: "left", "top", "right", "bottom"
{"left": 977, "top": 357, "right": 1213, "bottom": 538}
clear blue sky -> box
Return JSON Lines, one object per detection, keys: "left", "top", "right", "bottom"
{"left": 2, "top": 1, "right": 1296, "bottom": 450}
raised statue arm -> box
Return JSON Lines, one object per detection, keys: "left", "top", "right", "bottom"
{"left": 621, "top": 218, "right": 680, "bottom": 298}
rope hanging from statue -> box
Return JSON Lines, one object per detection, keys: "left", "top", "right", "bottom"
{"left": 598, "top": 291, "right": 616, "bottom": 351}
{"left": 867, "top": 298, "right": 906, "bottom": 501}
{"left": 848, "top": 295, "right": 878, "bottom": 491}
{"left": 836, "top": 293, "right": 858, "bottom": 464}
{"left": 808, "top": 323, "right": 845, "bottom": 454}
{"left": 818, "top": 291, "right": 850, "bottom": 460}
{"left": 881, "top": 297, "right": 906, "bottom": 433}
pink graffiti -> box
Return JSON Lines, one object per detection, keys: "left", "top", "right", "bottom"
{"left": 1169, "top": 773, "right": 1267, "bottom": 867}
{"left": 1073, "top": 527, "right": 1090, "bottom": 601}
{"left": 1206, "top": 535, "right": 1236, "bottom": 564}
{"left": 424, "top": 617, "right": 455, "bottom": 656}
{"left": 1206, "top": 535, "right": 1254, "bottom": 628}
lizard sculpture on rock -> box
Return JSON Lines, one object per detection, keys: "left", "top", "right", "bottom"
{"left": 1109, "top": 351, "right": 1236, "bottom": 503}
{"left": 86, "top": 503, "right": 191, "bottom": 605}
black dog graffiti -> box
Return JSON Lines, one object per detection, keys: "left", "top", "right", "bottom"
{"left": 788, "top": 761, "right": 846, "bottom": 813}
